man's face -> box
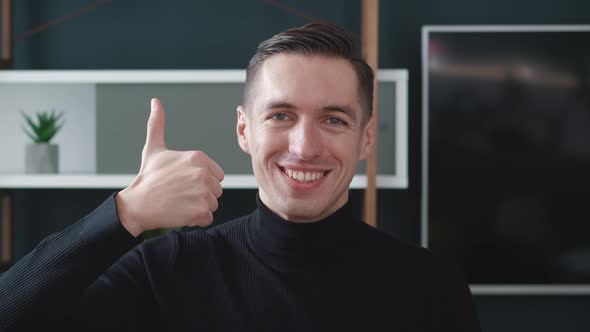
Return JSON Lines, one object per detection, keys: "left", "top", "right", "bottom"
{"left": 237, "top": 53, "right": 374, "bottom": 222}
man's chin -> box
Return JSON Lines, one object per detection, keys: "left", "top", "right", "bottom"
{"left": 275, "top": 200, "right": 329, "bottom": 223}
{"left": 261, "top": 186, "right": 338, "bottom": 221}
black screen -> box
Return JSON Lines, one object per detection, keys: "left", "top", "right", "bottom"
{"left": 425, "top": 29, "right": 590, "bottom": 284}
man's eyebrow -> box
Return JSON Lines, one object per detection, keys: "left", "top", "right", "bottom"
{"left": 265, "top": 101, "right": 296, "bottom": 110}
{"left": 322, "top": 105, "right": 356, "bottom": 120}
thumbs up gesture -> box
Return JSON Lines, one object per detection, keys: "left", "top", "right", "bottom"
{"left": 115, "top": 98, "right": 224, "bottom": 237}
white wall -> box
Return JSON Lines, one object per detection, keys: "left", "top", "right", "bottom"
{"left": 0, "top": 84, "right": 96, "bottom": 173}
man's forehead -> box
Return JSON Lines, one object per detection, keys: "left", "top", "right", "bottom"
{"left": 254, "top": 53, "right": 362, "bottom": 110}
{"left": 260, "top": 53, "right": 355, "bottom": 75}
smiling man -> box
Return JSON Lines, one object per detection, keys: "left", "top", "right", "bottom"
{"left": 0, "top": 24, "right": 480, "bottom": 332}
{"left": 237, "top": 51, "right": 373, "bottom": 222}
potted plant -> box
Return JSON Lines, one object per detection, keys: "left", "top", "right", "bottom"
{"left": 21, "top": 109, "right": 65, "bottom": 174}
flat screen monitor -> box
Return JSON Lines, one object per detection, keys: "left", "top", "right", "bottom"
{"left": 422, "top": 26, "right": 590, "bottom": 293}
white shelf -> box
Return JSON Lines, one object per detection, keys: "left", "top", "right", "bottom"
{"left": 0, "top": 70, "right": 247, "bottom": 83}
{"left": 0, "top": 174, "right": 407, "bottom": 189}
{"left": 0, "top": 69, "right": 406, "bottom": 84}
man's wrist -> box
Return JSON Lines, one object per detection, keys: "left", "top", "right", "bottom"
{"left": 115, "top": 189, "right": 143, "bottom": 238}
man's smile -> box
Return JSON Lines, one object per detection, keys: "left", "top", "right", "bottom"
{"left": 282, "top": 167, "right": 326, "bottom": 182}
{"left": 278, "top": 165, "right": 331, "bottom": 190}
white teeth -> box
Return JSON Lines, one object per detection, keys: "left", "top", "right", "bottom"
{"left": 297, "top": 171, "right": 304, "bottom": 181}
{"left": 284, "top": 168, "right": 325, "bottom": 182}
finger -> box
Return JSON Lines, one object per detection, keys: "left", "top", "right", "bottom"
{"left": 207, "top": 158, "right": 225, "bottom": 182}
{"left": 208, "top": 174, "right": 223, "bottom": 198}
{"left": 144, "top": 98, "right": 167, "bottom": 155}
{"left": 192, "top": 210, "right": 213, "bottom": 227}
{"left": 207, "top": 191, "right": 219, "bottom": 212}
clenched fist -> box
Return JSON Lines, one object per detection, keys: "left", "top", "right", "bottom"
{"left": 115, "top": 98, "right": 224, "bottom": 237}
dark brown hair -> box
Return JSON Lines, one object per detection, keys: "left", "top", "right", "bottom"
{"left": 243, "top": 23, "right": 374, "bottom": 122}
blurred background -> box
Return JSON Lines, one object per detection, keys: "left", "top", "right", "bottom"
{"left": 1, "top": 0, "right": 590, "bottom": 331}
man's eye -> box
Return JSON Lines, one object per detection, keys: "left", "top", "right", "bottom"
{"left": 271, "top": 113, "right": 289, "bottom": 121}
{"left": 326, "top": 117, "right": 346, "bottom": 125}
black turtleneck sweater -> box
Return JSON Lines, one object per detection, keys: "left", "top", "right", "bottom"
{"left": 0, "top": 193, "right": 480, "bottom": 332}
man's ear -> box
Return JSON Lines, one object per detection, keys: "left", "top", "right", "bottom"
{"left": 359, "top": 115, "right": 376, "bottom": 161}
{"left": 236, "top": 105, "right": 250, "bottom": 155}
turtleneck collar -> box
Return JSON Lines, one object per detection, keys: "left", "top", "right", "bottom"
{"left": 247, "top": 194, "right": 361, "bottom": 275}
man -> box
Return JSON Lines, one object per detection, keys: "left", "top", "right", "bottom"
{"left": 0, "top": 23, "right": 480, "bottom": 331}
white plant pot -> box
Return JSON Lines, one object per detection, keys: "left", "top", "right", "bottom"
{"left": 25, "top": 143, "right": 59, "bottom": 174}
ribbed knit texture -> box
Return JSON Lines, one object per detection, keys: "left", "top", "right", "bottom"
{"left": 0, "top": 194, "right": 480, "bottom": 332}
{"left": 0, "top": 194, "right": 142, "bottom": 331}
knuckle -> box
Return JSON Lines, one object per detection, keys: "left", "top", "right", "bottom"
{"left": 188, "top": 206, "right": 199, "bottom": 219}
{"left": 211, "top": 200, "right": 219, "bottom": 212}
{"left": 188, "top": 172, "right": 200, "bottom": 183}
{"left": 194, "top": 214, "right": 212, "bottom": 227}
{"left": 184, "top": 151, "right": 197, "bottom": 163}
{"left": 200, "top": 201, "right": 211, "bottom": 215}
{"left": 192, "top": 168, "right": 206, "bottom": 180}
{"left": 191, "top": 203, "right": 209, "bottom": 219}
{"left": 189, "top": 150, "right": 206, "bottom": 163}
{"left": 190, "top": 211, "right": 202, "bottom": 222}
{"left": 187, "top": 206, "right": 213, "bottom": 227}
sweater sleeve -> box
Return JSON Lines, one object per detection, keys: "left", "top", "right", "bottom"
{"left": 0, "top": 193, "right": 143, "bottom": 332}
{"left": 72, "top": 229, "right": 179, "bottom": 332}
{"left": 430, "top": 260, "right": 481, "bottom": 332}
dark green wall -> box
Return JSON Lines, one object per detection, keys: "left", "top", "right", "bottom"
{"left": 9, "top": 1, "right": 590, "bottom": 331}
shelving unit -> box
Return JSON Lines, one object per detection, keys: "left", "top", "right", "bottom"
{"left": 0, "top": 69, "right": 409, "bottom": 189}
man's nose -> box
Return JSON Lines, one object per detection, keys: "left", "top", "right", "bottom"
{"left": 288, "top": 120, "right": 322, "bottom": 161}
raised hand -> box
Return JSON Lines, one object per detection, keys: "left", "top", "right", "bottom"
{"left": 115, "top": 98, "right": 224, "bottom": 237}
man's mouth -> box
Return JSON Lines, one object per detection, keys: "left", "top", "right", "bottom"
{"left": 281, "top": 167, "right": 326, "bottom": 183}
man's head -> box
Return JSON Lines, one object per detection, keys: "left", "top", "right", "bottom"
{"left": 244, "top": 23, "right": 374, "bottom": 123}
{"left": 236, "top": 23, "right": 376, "bottom": 222}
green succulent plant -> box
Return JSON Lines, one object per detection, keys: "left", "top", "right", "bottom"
{"left": 21, "top": 109, "right": 65, "bottom": 143}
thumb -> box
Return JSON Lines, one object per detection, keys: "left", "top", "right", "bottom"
{"left": 144, "top": 98, "right": 167, "bottom": 155}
